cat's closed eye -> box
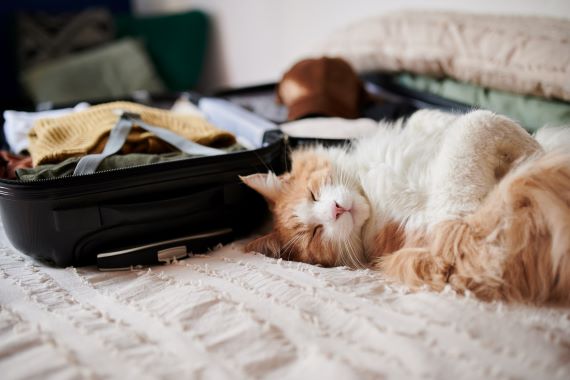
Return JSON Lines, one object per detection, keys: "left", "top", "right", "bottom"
{"left": 309, "top": 189, "right": 318, "bottom": 202}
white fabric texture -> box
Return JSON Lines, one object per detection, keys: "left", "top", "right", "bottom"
{"left": 0, "top": 223, "right": 569, "bottom": 380}
{"left": 170, "top": 96, "right": 207, "bottom": 118}
{"left": 3, "top": 103, "right": 89, "bottom": 154}
{"left": 317, "top": 10, "right": 570, "bottom": 101}
{"left": 280, "top": 117, "right": 378, "bottom": 139}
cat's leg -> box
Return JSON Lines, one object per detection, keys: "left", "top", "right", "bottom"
{"left": 376, "top": 152, "right": 570, "bottom": 304}
{"left": 375, "top": 221, "right": 508, "bottom": 302}
{"left": 428, "top": 110, "right": 542, "bottom": 223}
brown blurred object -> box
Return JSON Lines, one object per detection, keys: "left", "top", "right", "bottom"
{"left": 277, "top": 57, "right": 367, "bottom": 121}
{"left": 0, "top": 151, "right": 33, "bottom": 180}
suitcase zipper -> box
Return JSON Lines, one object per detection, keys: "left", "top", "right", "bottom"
{"left": 0, "top": 139, "right": 287, "bottom": 200}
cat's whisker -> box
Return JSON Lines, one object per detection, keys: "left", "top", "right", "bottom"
{"left": 282, "top": 233, "right": 303, "bottom": 261}
{"left": 281, "top": 238, "right": 295, "bottom": 256}
{"left": 285, "top": 234, "right": 304, "bottom": 261}
{"left": 337, "top": 237, "right": 353, "bottom": 268}
{"left": 340, "top": 232, "right": 365, "bottom": 269}
{"left": 345, "top": 236, "right": 361, "bottom": 268}
{"left": 329, "top": 230, "right": 346, "bottom": 264}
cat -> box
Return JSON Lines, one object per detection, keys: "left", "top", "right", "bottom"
{"left": 241, "top": 109, "right": 570, "bottom": 304}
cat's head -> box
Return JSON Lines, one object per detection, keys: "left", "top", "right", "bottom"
{"left": 241, "top": 148, "right": 371, "bottom": 268}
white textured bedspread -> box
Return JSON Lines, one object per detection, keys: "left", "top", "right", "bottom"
{"left": 1, "top": 225, "right": 569, "bottom": 380}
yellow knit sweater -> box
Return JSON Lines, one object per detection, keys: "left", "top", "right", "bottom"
{"left": 28, "top": 101, "right": 236, "bottom": 166}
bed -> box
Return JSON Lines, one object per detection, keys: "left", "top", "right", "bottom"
{"left": 1, "top": 221, "right": 569, "bottom": 379}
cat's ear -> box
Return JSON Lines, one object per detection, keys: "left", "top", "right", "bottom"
{"left": 240, "top": 172, "right": 285, "bottom": 204}
{"left": 244, "top": 232, "right": 281, "bottom": 258}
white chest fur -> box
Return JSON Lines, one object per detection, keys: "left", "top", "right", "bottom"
{"left": 329, "top": 109, "right": 542, "bottom": 254}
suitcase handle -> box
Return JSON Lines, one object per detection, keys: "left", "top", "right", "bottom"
{"left": 96, "top": 227, "right": 234, "bottom": 271}
{"left": 73, "top": 112, "right": 225, "bottom": 176}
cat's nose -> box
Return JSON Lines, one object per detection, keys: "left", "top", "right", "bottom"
{"left": 334, "top": 202, "right": 349, "bottom": 220}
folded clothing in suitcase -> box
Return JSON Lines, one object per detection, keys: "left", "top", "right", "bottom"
{"left": 0, "top": 98, "right": 287, "bottom": 269}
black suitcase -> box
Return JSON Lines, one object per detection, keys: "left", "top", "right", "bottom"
{"left": 0, "top": 97, "right": 288, "bottom": 269}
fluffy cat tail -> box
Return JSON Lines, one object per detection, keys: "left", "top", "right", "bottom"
{"left": 375, "top": 152, "right": 570, "bottom": 304}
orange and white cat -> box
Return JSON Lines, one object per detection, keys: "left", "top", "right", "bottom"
{"left": 241, "top": 109, "right": 570, "bottom": 304}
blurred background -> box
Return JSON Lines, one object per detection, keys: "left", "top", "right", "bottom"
{"left": 1, "top": 0, "right": 569, "bottom": 113}
{"left": 134, "top": 0, "right": 570, "bottom": 93}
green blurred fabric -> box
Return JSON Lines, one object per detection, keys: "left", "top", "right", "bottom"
{"left": 115, "top": 10, "right": 209, "bottom": 91}
{"left": 397, "top": 74, "right": 570, "bottom": 131}
{"left": 21, "top": 37, "right": 166, "bottom": 105}
{"left": 16, "top": 144, "right": 245, "bottom": 181}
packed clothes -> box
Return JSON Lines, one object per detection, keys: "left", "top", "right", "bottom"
{"left": 0, "top": 98, "right": 243, "bottom": 181}
{"left": 16, "top": 144, "right": 245, "bottom": 181}
{"left": 0, "top": 151, "right": 33, "bottom": 179}
{"left": 2, "top": 102, "right": 89, "bottom": 154}
{"left": 28, "top": 101, "right": 236, "bottom": 166}
{"left": 396, "top": 74, "right": 570, "bottom": 131}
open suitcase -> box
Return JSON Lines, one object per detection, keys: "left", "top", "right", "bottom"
{"left": 0, "top": 97, "right": 288, "bottom": 269}
{"left": 0, "top": 74, "right": 470, "bottom": 269}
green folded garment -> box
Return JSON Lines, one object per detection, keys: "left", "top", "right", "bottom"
{"left": 21, "top": 37, "right": 166, "bottom": 105}
{"left": 16, "top": 144, "right": 245, "bottom": 181}
{"left": 397, "top": 74, "right": 570, "bottom": 131}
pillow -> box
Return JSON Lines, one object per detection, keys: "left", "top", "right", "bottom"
{"left": 115, "top": 10, "right": 209, "bottom": 91}
{"left": 317, "top": 10, "right": 570, "bottom": 102}
{"left": 21, "top": 37, "right": 166, "bottom": 105}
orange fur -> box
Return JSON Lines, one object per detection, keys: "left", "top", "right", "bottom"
{"left": 375, "top": 152, "right": 570, "bottom": 304}
{"left": 371, "top": 221, "right": 406, "bottom": 257}
{"left": 245, "top": 149, "right": 343, "bottom": 266}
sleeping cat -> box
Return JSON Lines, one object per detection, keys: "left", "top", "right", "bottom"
{"left": 241, "top": 109, "right": 570, "bottom": 304}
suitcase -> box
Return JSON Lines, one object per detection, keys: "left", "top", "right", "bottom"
{"left": 0, "top": 97, "right": 288, "bottom": 269}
